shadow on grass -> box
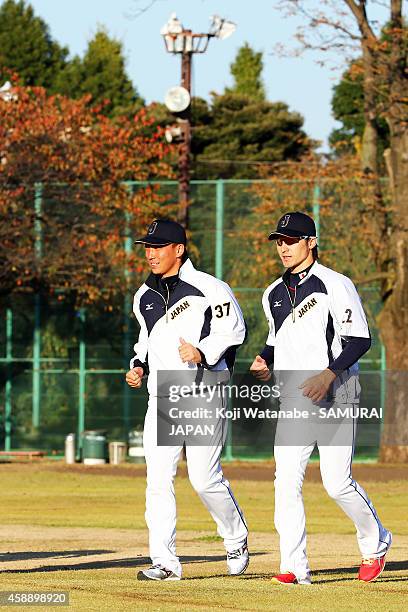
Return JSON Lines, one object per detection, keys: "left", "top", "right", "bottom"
{"left": 0, "top": 550, "right": 113, "bottom": 562}
{"left": 0, "top": 552, "right": 267, "bottom": 574}
{"left": 183, "top": 572, "right": 271, "bottom": 582}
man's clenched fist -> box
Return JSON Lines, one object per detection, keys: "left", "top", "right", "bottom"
{"left": 299, "top": 369, "right": 336, "bottom": 403}
{"left": 249, "top": 355, "right": 271, "bottom": 381}
{"left": 126, "top": 366, "right": 144, "bottom": 388}
{"left": 178, "top": 337, "right": 202, "bottom": 364}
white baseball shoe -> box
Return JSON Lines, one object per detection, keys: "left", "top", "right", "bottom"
{"left": 137, "top": 564, "right": 181, "bottom": 581}
{"left": 227, "top": 543, "right": 249, "bottom": 576}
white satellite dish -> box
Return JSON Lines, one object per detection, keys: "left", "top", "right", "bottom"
{"left": 164, "top": 86, "right": 191, "bottom": 113}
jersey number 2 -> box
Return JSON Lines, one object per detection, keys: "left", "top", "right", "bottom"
{"left": 215, "top": 302, "right": 231, "bottom": 318}
{"left": 343, "top": 308, "right": 352, "bottom": 323}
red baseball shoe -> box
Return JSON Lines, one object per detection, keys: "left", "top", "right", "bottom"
{"left": 271, "top": 571, "right": 311, "bottom": 585}
{"left": 271, "top": 571, "right": 297, "bottom": 584}
{"left": 358, "top": 554, "right": 387, "bottom": 582}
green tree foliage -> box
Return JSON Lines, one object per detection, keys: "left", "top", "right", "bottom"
{"left": 330, "top": 64, "right": 365, "bottom": 148}
{"left": 146, "top": 92, "right": 311, "bottom": 180}
{"left": 55, "top": 28, "right": 144, "bottom": 117}
{"left": 329, "top": 62, "right": 389, "bottom": 158}
{"left": 228, "top": 42, "right": 266, "bottom": 101}
{"left": 328, "top": 21, "right": 407, "bottom": 158}
{"left": 0, "top": 0, "right": 68, "bottom": 90}
{"left": 192, "top": 92, "right": 312, "bottom": 179}
{"left": 146, "top": 40, "right": 311, "bottom": 180}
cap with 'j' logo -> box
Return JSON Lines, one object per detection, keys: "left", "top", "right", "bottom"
{"left": 134, "top": 219, "right": 187, "bottom": 246}
{"left": 268, "top": 211, "right": 316, "bottom": 240}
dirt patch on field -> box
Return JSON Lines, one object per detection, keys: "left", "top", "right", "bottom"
{"left": 1, "top": 525, "right": 408, "bottom": 583}
{"left": 22, "top": 460, "right": 408, "bottom": 483}
{"left": 1, "top": 525, "right": 406, "bottom": 576}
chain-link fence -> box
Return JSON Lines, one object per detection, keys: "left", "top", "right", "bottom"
{"left": 0, "top": 180, "right": 386, "bottom": 459}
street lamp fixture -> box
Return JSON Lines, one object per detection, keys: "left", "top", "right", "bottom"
{"left": 161, "top": 13, "right": 236, "bottom": 54}
{"left": 209, "top": 15, "right": 237, "bottom": 40}
{"left": 161, "top": 13, "right": 236, "bottom": 227}
{"left": 164, "top": 125, "right": 183, "bottom": 144}
{"left": 0, "top": 81, "right": 17, "bottom": 102}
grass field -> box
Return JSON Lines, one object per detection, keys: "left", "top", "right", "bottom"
{"left": 0, "top": 461, "right": 407, "bottom": 611}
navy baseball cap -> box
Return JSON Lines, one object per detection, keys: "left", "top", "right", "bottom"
{"left": 135, "top": 219, "right": 187, "bottom": 246}
{"left": 268, "top": 211, "right": 316, "bottom": 240}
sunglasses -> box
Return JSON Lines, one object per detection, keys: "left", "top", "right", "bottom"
{"left": 276, "top": 236, "right": 310, "bottom": 246}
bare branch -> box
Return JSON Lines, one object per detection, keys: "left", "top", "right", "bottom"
{"left": 274, "top": 0, "right": 364, "bottom": 63}
{"left": 371, "top": 0, "right": 391, "bottom": 8}
{"left": 313, "top": 18, "right": 361, "bottom": 41}
{"left": 124, "top": 0, "right": 163, "bottom": 20}
{"left": 343, "top": 0, "right": 378, "bottom": 42}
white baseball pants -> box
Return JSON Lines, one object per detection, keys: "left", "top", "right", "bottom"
{"left": 142, "top": 397, "right": 248, "bottom": 577}
{"left": 274, "top": 404, "right": 391, "bottom": 583}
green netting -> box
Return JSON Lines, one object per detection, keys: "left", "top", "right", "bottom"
{"left": 0, "top": 180, "right": 385, "bottom": 459}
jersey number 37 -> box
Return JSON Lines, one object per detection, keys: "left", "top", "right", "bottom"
{"left": 214, "top": 302, "right": 231, "bottom": 318}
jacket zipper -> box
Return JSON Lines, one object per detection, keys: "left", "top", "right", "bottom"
{"left": 165, "top": 284, "right": 169, "bottom": 322}
{"left": 284, "top": 284, "right": 297, "bottom": 323}
{"left": 149, "top": 286, "right": 170, "bottom": 323}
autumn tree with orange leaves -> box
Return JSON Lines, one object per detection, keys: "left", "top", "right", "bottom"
{"left": 0, "top": 84, "right": 175, "bottom": 307}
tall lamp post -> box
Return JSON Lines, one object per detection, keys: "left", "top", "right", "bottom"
{"left": 161, "top": 14, "right": 236, "bottom": 228}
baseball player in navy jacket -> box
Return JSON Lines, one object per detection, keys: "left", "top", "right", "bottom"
{"left": 126, "top": 219, "right": 249, "bottom": 581}
{"left": 250, "top": 211, "right": 391, "bottom": 585}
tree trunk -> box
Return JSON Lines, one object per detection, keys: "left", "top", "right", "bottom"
{"left": 377, "top": 3, "right": 408, "bottom": 462}
{"left": 360, "top": 42, "right": 379, "bottom": 175}
{"left": 359, "top": 40, "right": 388, "bottom": 276}
{"left": 378, "top": 125, "right": 408, "bottom": 462}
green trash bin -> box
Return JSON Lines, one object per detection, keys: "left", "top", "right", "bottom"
{"left": 82, "top": 430, "right": 108, "bottom": 465}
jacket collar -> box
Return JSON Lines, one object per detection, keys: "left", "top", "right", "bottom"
{"left": 144, "top": 258, "right": 194, "bottom": 290}
{"left": 282, "top": 260, "right": 318, "bottom": 287}
{"left": 178, "top": 258, "right": 194, "bottom": 279}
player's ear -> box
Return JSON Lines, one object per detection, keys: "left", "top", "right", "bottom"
{"left": 309, "top": 237, "right": 317, "bottom": 249}
{"left": 175, "top": 243, "right": 185, "bottom": 259}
